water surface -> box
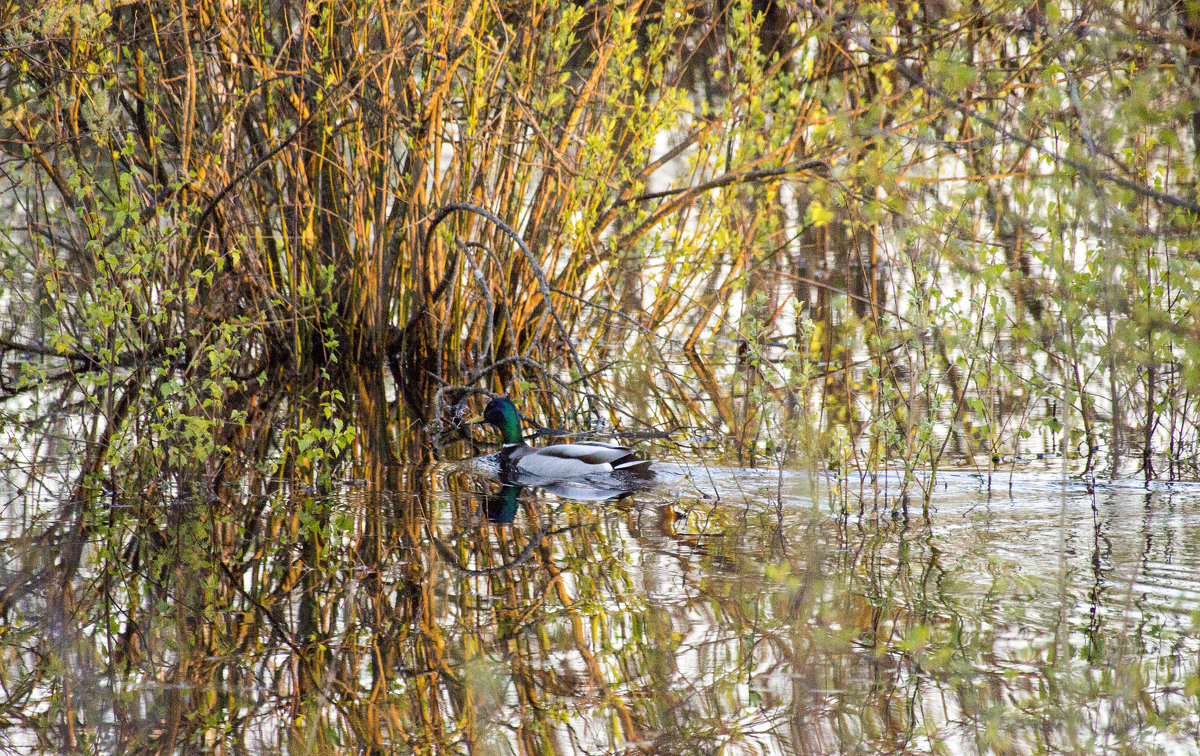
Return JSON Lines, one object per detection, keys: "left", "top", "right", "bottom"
{"left": 2, "top": 463, "right": 1198, "bottom": 753}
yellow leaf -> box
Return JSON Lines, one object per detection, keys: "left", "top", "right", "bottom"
{"left": 807, "top": 201, "right": 835, "bottom": 227}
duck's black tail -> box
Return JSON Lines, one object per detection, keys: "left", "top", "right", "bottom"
{"left": 612, "top": 456, "right": 655, "bottom": 476}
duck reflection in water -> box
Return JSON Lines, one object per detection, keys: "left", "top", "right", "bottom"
{"left": 484, "top": 483, "right": 521, "bottom": 524}
{"left": 481, "top": 480, "right": 637, "bottom": 525}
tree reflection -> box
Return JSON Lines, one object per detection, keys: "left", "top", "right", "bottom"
{"left": 2, "top": 391, "right": 1199, "bottom": 753}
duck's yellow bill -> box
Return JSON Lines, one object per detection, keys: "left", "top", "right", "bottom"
{"left": 466, "top": 412, "right": 485, "bottom": 424}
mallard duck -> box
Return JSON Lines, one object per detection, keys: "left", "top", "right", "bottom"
{"left": 476, "top": 397, "right": 653, "bottom": 479}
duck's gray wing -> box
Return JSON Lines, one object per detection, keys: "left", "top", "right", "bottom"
{"left": 572, "top": 442, "right": 654, "bottom": 473}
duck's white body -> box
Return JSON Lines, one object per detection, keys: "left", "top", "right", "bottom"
{"left": 504, "top": 441, "right": 653, "bottom": 479}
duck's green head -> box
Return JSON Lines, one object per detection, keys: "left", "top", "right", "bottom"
{"left": 482, "top": 397, "right": 523, "bottom": 445}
